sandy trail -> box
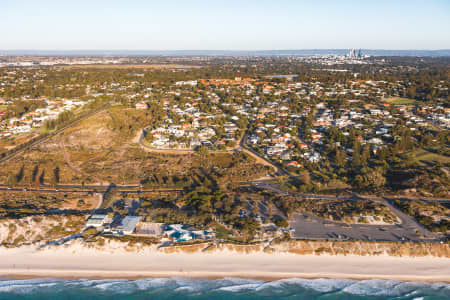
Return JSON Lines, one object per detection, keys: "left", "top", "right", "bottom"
{"left": 60, "top": 138, "right": 108, "bottom": 187}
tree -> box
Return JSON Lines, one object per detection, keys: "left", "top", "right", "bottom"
{"left": 300, "top": 170, "right": 311, "bottom": 185}
{"left": 197, "top": 145, "right": 210, "bottom": 156}
{"left": 274, "top": 217, "right": 289, "bottom": 228}
{"left": 16, "top": 165, "right": 25, "bottom": 184}
{"left": 361, "top": 144, "right": 370, "bottom": 166}
{"left": 406, "top": 86, "right": 416, "bottom": 99}
{"left": 267, "top": 202, "right": 273, "bottom": 220}
{"left": 234, "top": 217, "right": 260, "bottom": 239}
{"left": 252, "top": 200, "right": 259, "bottom": 217}
{"left": 53, "top": 167, "right": 60, "bottom": 184}
{"left": 377, "top": 147, "right": 388, "bottom": 162}
{"left": 335, "top": 148, "right": 346, "bottom": 167}
{"left": 39, "top": 170, "right": 45, "bottom": 185}
{"left": 353, "top": 167, "right": 386, "bottom": 190}
{"left": 353, "top": 140, "right": 361, "bottom": 167}
{"left": 31, "top": 165, "right": 39, "bottom": 184}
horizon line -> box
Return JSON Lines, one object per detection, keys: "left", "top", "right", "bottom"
{"left": 1, "top": 48, "right": 450, "bottom": 51}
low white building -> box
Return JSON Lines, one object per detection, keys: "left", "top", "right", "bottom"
{"left": 112, "top": 216, "right": 142, "bottom": 235}
{"left": 86, "top": 214, "right": 111, "bottom": 228}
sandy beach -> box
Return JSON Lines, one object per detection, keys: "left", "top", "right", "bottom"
{"left": 0, "top": 243, "right": 449, "bottom": 282}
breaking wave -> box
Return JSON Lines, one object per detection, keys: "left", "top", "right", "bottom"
{"left": 0, "top": 277, "right": 448, "bottom": 299}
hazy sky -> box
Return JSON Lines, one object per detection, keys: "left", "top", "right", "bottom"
{"left": 1, "top": 0, "right": 449, "bottom": 50}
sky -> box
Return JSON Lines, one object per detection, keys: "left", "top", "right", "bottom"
{"left": 1, "top": 0, "right": 449, "bottom": 50}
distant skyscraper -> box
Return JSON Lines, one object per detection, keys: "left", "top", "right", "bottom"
{"left": 348, "top": 49, "right": 357, "bottom": 58}
{"left": 348, "top": 48, "right": 362, "bottom": 59}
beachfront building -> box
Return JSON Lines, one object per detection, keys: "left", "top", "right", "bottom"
{"left": 135, "top": 222, "right": 165, "bottom": 237}
{"left": 86, "top": 214, "right": 111, "bottom": 228}
{"left": 163, "top": 224, "right": 215, "bottom": 243}
{"left": 111, "top": 216, "right": 142, "bottom": 235}
{"left": 164, "top": 224, "right": 193, "bottom": 242}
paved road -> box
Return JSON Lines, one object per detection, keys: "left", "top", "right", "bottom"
{"left": 240, "top": 132, "right": 292, "bottom": 177}
{"left": 378, "top": 197, "right": 435, "bottom": 239}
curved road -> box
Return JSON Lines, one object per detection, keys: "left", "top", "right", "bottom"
{"left": 239, "top": 132, "right": 291, "bottom": 176}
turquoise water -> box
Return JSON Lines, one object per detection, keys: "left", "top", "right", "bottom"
{"left": 0, "top": 277, "right": 448, "bottom": 299}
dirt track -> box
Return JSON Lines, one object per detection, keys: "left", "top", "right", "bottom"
{"left": 60, "top": 138, "right": 108, "bottom": 186}
{"left": 239, "top": 147, "right": 277, "bottom": 172}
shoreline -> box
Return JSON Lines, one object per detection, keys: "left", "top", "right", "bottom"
{"left": 1, "top": 269, "right": 450, "bottom": 284}
{"left": 0, "top": 245, "right": 449, "bottom": 284}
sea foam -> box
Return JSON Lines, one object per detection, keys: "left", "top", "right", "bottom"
{"left": 0, "top": 277, "right": 448, "bottom": 298}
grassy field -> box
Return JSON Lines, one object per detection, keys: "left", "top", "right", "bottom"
{"left": 215, "top": 224, "right": 233, "bottom": 239}
{"left": 384, "top": 97, "right": 417, "bottom": 105}
{"left": 410, "top": 148, "right": 450, "bottom": 165}
{"left": 416, "top": 152, "right": 450, "bottom": 164}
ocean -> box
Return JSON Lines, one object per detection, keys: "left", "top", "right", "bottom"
{"left": 0, "top": 277, "right": 448, "bottom": 299}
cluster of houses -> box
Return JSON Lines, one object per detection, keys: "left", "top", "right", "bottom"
{"left": 2, "top": 66, "right": 447, "bottom": 162}
{"left": 247, "top": 99, "right": 446, "bottom": 169}
{"left": 0, "top": 98, "right": 89, "bottom": 137}
{"left": 144, "top": 100, "right": 240, "bottom": 150}
{"left": 0, "top": 57, "right": 124, "bottom": 68}
{"left": 130, "top": 74, "right": 446, "bottom": 169}
{"left": 417, "top": 105, "right": 450, "bottom": 129}
{"left": 149, "top": 123, "right": 217, "bottom": 149}
{"left": 85, "top": 214, "right": 215, "bottom": 243}
{"left": 238, "top": 78, "right": 448, "bottom": 170}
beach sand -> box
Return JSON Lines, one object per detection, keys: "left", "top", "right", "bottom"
{"left": 0, "top": 243, "right": 449, "bottom": 282}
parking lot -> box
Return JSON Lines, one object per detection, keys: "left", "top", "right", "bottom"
{"left": 289, "top": 209, "right": 438, "bottom": 242}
